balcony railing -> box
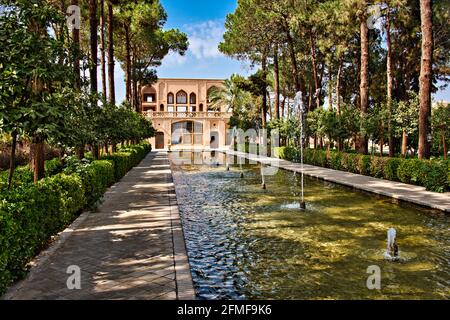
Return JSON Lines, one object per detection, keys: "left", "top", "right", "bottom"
{"left": 143, "top": 111, "right": 232, "bottom": 120}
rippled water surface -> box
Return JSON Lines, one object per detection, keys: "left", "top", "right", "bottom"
{"left": 169, "top": 151, "right": 450, "bottom": 300}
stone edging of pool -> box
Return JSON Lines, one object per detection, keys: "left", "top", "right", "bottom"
{"left": 166, "top": 164, "right": 196, "bottom": 299}
{"left": 223, "top": 150, "right": 450, "bottom": 213}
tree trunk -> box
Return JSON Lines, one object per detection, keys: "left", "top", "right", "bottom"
{"left": 124, "top": 23, "right": 132, "bottom": 102}
{"left": 336, "top": 59, "right": 342, "bottom": 114}
{"left": 358, "top": 4, "right": 369, "bottom": 155}
{"left": 92, "top": 145, "right": 100, "bottom": 160}
{"left": 285, "top": 28, "right": 301, "bottom": 92}
{"left": 8, "top": 131, "right": 17, "bottom": 189}
{"left": 401, "top": 130, "right": 408, "bottom": 157}
{"left": 418, "top": 0, "right": 433, "bottom": 159}
{"left": 100, "top": 0, "right": 107, "bottom": 99}
{"left": 89, "top": 0, "right": 98, "bottom": 95}
{"left": 442, "top": 129, "right": 447, "bottom": 160}
{"left": 107, "top": 2, "right": 116, "bottom": 104}
{"left": 77, "top": 147, "right": 85, "bottom": 160}
{"left": 310, "top": 33, "right": 320, "bottom": 109}
{"left": 261, "top": 50, "right": 268, "bottom": 128}
{"left": 386, "top": 8, "right": 395, "bottom": 157}
{"left": 30, "top": 137, "right": 45, "bottom": 182}
{"left": 328, "top": 65, "right": 333, "bottom": 109}
{"left": 71, "top": 0, "right": 81, "bottom": 89}
{"left": 273, "top": 44, "right": 280, "bottom": 119}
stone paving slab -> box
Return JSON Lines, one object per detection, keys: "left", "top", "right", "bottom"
{"left": 2, "top": 152, "right": 195, "bottom": 300}
{"left": 226, "top": 150, "right": 450, "bottom": 213}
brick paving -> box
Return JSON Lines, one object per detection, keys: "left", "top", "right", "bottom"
{"left": 3, "top": 152, "right": 195, "bottom": 300}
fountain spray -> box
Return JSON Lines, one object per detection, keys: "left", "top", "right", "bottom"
{"left": 295, "top": 91, "right": 306, "bottom": 210}
{"left": 385, "top": 228, "right": 399, "bottom": 260}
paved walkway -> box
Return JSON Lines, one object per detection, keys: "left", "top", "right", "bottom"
{"left": 226, "top": 150, "right": 450, "bottom": 213}
{"left": 3, "top": 152, "right": 195, "bottom": 300}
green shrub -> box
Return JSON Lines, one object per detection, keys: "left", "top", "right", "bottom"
{"left": 397, "top": 159, "right": 422, "bottom": 185}
{"left": 45, "top": 158, "right": 63, "bottom": 177}
{"left": 419, "top": 160, "right": 448, "bottom": 193}
{"left": 370, "top": 156, "right": 388, "bottom": 178}
{"left": 447, "top": 161, "right": 450, "bottom": 190}
{"left": 65, "top": 160, "right": 114, "bottom": 207}
{"left": 0, "top": 166, "right": 33, "bottom": 190}
{"left": 357, "top": 155, "right": 371, "bottom": 175}
{"left": 104, "top": 142, "right": 151, "bottom": 180}
{"left": 274, "top": 147, "right": 286, "bottom": 159}
{"left": 330, "top": 152, "right": 343, "bottom": 170}
{"left": 272, "top": 145, "right": 449, "bottom": 192}
{"left": 0, "top": 142, "right": 151, "bottom": 295}
{"left": 384, "top": 158, "right": 401, "bottom": 181}
{"left": 0, "top": 173, "right": 85, "bottom": 294}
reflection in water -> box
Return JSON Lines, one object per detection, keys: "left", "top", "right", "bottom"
{"left": 169, "top": 151, "right": 450, "bottom": 300}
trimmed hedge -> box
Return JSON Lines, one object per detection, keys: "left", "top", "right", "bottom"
{"left": 0, "top": 173, "right": 85, "bottom": 293}
{"left": 0, "top": 142, "right": 151, "bottom": 294}
{"left": 274, "top": 146, "right": 450, "bottom": 192}
{"left": 102, "top": 143, "right": 151, "bottom": 180}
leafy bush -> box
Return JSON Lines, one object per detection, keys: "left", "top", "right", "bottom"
{"left": 419, "top": 160, "right": 448, "bottom": 193}
{"left": 330, "top": 152, "right": 343, "bottom": 170}
{"left": 357, "top": 155, "right": 371, "bottom": 176}
{"left": 370, "top": 156, "right": 388, "bottom": 178}
{"left": 104, "top": 142, "right": 151, "bottom": 180}
{"left": 276, "top": 147, "right": 450, "bottom": 192}
{"left": 384, "top": 158, "right": 401, "bottom": 181}
{"left": 0, "top": 166, "right": 33, "bottom": 190}
{"left": 397, "top": 159, "right": 423, "bottom": 185}
{"left": 64, "top": 159, "right": 115, "bottom": 207}
{"left": 0, "top": 142, "right": 152, "bottom": 294}
{"left": 45, "top": 158, "right": 63, "bottom": 177}
{"left": 0, "top": 173, "right": 85, "bottom": 294}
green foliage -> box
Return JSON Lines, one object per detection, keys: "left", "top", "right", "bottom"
{"left": 417, "top": 160, "right": 448, "bottom": 193}
{"left": 276, "top": 148, "right": 449, "bottom": 193}
{"left": 63, "top": 159, "right": 114, "bottom": 207}
{"left": 45, "top": 158, "right": 63, "bottom": 177}
{"left": 383, "top": 158, "right": 402, "bottom": 181}
{"left": 431, "top": 102, "right": 450, "bottom": 158}
{"left": 357, "top": 155, "right": 371, "bottom": 176}
{"left": 397, "top": 159, "right": 423, "bottom": 185}
{"left": 370, "top": 156, "right": 388, "bottom": 178}
{"left": 330, "top": 152, "right": 343, "bottom": 171}
{"left": 102, "top": 143, "right": 151, "bottom": 181}
{"left": 0, "top": 173, "right": 85, "bottom": 294}
{"left": 0, "top": 166, "right": 33, "bottom": 189}
{"left": 0, "top": 142, "right": 152, "bottom": 294}
{"left": 274, "top": 146, "right": 298, "bottom": 161}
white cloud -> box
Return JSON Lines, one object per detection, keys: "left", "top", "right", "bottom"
{"left": 184, "top": 20, "right": 225, "bottom": 60}
{"left": 162, "top": 51, "right": 188, "bottom": 66}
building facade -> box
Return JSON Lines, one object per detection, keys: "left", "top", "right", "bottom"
{"left": 141, "top": 78, "right": 231, "bottom": 150}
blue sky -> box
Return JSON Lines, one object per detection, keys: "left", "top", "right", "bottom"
{"left": 113, "top": 0, "right": 449, "bottom": 103}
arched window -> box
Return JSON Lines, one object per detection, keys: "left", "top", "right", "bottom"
{"left": 176, "top": 90, "right": 188, "bottom": 104}
{"left": 167, "top": 93, "right": 174, "bottom": 104}
{"left": 171, "top": 121, "right": 203, "bottom": 145}
{"left": 160, "top": 104, "right": 164, "bottom": 111}
{"left": 190, "top": 93, "right": 196, "bottom": 104}
{"left": 199, "top": 103, "right": 204, "bottom": 112}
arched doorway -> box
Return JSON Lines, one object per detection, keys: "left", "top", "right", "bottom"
{"left": 171, "top": 121, "right": 203, "bottom": 145}
{"left": 155, "top": 132, "right": 164, "bottom": 149}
